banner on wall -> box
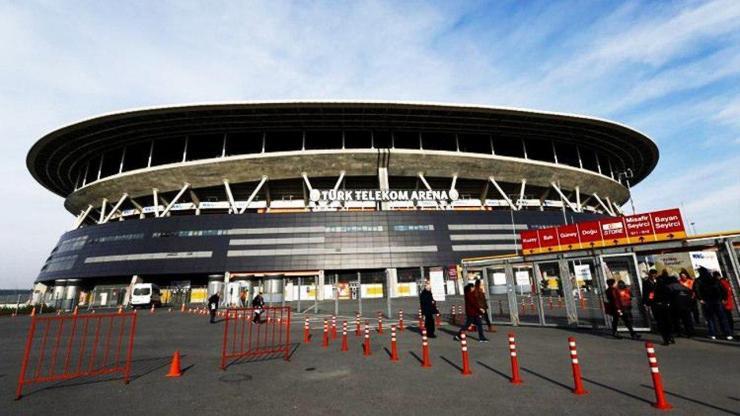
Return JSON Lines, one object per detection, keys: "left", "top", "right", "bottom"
{"left": 521, "top": 208, "right": 686, "bottom": 255}
{"left": 429, "top": 268, "right": 446, "bottom": 302}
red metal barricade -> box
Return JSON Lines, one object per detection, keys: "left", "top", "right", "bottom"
{"left": 16, "top": 311, "right": 138, "bottom": 399}
{"left": 220, "top": 307, "right": 291, "bottom": 370}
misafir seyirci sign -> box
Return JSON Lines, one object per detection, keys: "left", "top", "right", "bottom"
{"left": 520, "top": 208, "right": 687, "bottom": 255}
{"left": 309, "top": 189, "right": 459, "bottom": 202}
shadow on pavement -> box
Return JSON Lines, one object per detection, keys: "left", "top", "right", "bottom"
{"left": 639, "top": 384, "right": 740, "bottom": 415}
{"left": 581, "top": 377, "right": 652, "bottom": 405}
{"left": 475, "top": 361, "right": 509, "bottom": 381}
{"left": 409, "top": 351, "right": 423, "bottom": 364}
{"left": 439, "top": 355, "right": 462, "bottom": 372}
{"left": 520, "top": 367, "right": 571, "bottom": 391}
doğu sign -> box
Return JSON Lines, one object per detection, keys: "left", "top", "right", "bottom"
{"left": 520, "top": 208, "right": 686, "bottom": 255}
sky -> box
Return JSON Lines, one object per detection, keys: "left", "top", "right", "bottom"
{"left": 1, "top": 0, "right": 739, "bottom": 288}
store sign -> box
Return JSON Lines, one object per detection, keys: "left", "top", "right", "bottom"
{"left": 520, "top": 208, "right": 686, "bottom": 255}
{"left": 309, "top": 189, "right": 459, "bottom": 202}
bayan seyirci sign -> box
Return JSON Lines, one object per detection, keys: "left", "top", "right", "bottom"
{"left": 520, "top": 208, "right": 686, "bottom": 255}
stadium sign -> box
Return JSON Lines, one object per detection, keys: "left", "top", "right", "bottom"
{"left": 310, "top": 189, "right": 459, "bottom": 202}
{"left": 520, "top": 208, "right": 686, "bottom": 255}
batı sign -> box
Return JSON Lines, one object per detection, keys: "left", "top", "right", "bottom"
{"left": 309, "top": 189, "right": 459, "bottom": 202}
{"left": 520, "top": 208, "right": 686, "bottom": 255}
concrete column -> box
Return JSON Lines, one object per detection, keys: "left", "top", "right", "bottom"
{"left": 64, "top": 279, "right": 82, "bottom": 311}
{"left": 317, "top": 270, "right": 325, "bottom": 301}
{"left": 52, "top": 280, "right": 67, "bottom": 309}
{"left": 504, "top": 264, "right": 519, "bottom": 325}
{"left": 386, "top": 268, "right": 397, "bottom": 317}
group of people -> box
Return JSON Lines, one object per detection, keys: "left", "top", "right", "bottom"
{"left": 641, "top": 267, "right": 735, "bottom": 344}
{"left": 418, "top": 279, "right": 494, "bottom": 342}
{"left": 207, "top": 291, "right": 265, "bottom": 324}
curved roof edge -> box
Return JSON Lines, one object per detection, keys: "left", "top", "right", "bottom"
{"left": 27, "top": 100, "right": 659, "bottom": 197}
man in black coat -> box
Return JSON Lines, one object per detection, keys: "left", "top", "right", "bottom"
{"left": 694, "top": 267, "right": 731, "bottom": 340}
{"left": 208, "top": 292, "right": 220, "bottom": 323}
{"left": 419, "top": 281, "right": 438, "bottom": 337}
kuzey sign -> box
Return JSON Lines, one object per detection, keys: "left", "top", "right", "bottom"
{"left": 520, "top": 208, "right": 686, "bottom": 255}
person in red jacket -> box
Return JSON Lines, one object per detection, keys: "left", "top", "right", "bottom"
{"left": 454, "top": 283, "right": 489, "bottom": 342}
{"left": 716, "top": 271, "right": 736, "bottom": 335}
{"left": 605, "top": 279, "right": 639, "bottom": 339}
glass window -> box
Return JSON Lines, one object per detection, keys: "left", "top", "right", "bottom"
{"left": 344, "top": 131, "right": 372, "bottom": 148}
{"left": 265, "top": 131, "right": 302, "bottom": 152}
{"left": 524, "top": 138, "right": 555, "bottom": 163}
{"left": 393, "top": 131, "right": 420, "bottom": 149}
{"left": 226, "top": 132, "right": 263, "bottom": 155}
{"left": 493, "top": 137, "right": 524, "bottom": 157}
{"left": 373, "top": 131, "right": 392, "bottom": 148}
{"left": 458, "top": 134, "right": 492, "bottom": 154}
{"left": 305, "top": 131, "right": 342, "bottom": 150}
{"left": 100, "top": 148, "right": 124, "bottom": 178}
{"left": 554, "top": 142, "right": 580, "bottom": 167}
{"left": 122, "top": 142, "right": 151, "bottom": 172}
{"left": 186, "top": 134, "right": 224, "bottom": 160}
{"left": 151, "top": 137, "right": 186, "bottom": 166}
{"left": 421, "top": 132, "right": 456, "bottom": 151}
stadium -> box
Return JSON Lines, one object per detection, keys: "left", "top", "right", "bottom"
{"left": 26, "top": 101, "right": 658, "bottom": 310}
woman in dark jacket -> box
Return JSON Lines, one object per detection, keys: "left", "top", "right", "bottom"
{"left": 419, "top": 281, "right": 439, "bottom": 337}
{"left": 454, "top": 284, "right": 488, "bottom": 342}
{"left": 605, "top": 279, "right": 639, "bottom": 339}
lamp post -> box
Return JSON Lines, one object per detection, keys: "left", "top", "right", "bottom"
{"left": 617, "top": 169, "right": 636, "bottom": 215}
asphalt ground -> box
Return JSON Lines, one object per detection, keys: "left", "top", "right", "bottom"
{"left": 0, "top": 310, "right": 738, "bottom": 416}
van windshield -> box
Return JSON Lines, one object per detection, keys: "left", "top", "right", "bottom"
{"left": 133, "top": 287, "right": 150, "bottom": 296}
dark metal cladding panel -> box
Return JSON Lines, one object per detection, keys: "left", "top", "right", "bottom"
{"left": 36, "top": 210, "right": 603, "bottom": 283}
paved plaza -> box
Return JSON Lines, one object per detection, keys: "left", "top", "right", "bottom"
{"left": 0, "top": 310, "right": 738, "bottom": 416}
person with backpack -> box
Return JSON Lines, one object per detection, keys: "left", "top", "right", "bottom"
{"left": 667, "top": 274, "right": 694, "bottom": 338}
{"left": 208, "top": 292, "right": 220, "bottom": 324}
{"left": 695, "top": 267, "right": 732, "bottom": 340}
{"left": 252, "top": 291, "right": 265, "bottom": 324}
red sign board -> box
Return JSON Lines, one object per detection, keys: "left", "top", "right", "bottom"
{"left": 519, "top": 208, "right": 686, "bottom": 255}
{"left": 557, "top": 224, "right": 581, "bottom": 251}
{"left": 538, "top": 228, "right": 560, "bottom": 252}
{"left": 520, "top": 230, "right": 540, "bottom": 255}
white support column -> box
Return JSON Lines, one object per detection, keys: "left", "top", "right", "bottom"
{"left": 604, "top": 196, "right": 620, "bottom": 216}
{"left": 130, "top": 199, "right": 145, "bottom": 219}
{"left": 611, "top": 201, "right": 624, "bottom": 216}
{"left": 418, "top": 172, "right": 433, "bottom": 191}
{"left": 161, "top": 183, "right": 190, "bottom": 217}
{"left": 221, "top": 134, "right": 227, "bottom": 157}
{"left": 332, "top": 171, "right": 346, "bottom": 192}
{"left": 238, "top": 176, "right": 268, "bottom": 214}
{"left": 98, "top": 198, "right": 108, "bottom": 223}
{"left": 449, "top": 173, "right": 458, "bottom": 193}
{"left": 119, "top": 146, "right": 126, "bottom": 174}
{"left": 72, "top": 205, "right": 94, "bottom": 229}
{"left": 189, "top": 190, "right": 201, "bottom": 215}
{"left": 223, "top": 179, "right": 237, "bottom": 214}
{"left": 182, "top": 136, "right": 189, "bottom": 162}
{"left": 575, "top": 186, "right": 582, "bottom": 212}
{"left": 593, "top": 193, "right": 614, "bottom": 217}
{"left": 102, "top": 193, "right": 128, "bottom": 224}
{"left": 550, "top": 182, "right": 577, "bottom": 212}
{"left": 301, "top": 172, "right": 313, "bottom": 192}
{"left": 152, "top": 188, "right": 159, "bottom": 217}
{"left": 488, "top": 176, "right": 517, "bottom": 210}
{"left": 147, "top": 140, "right": 154, "bottom": 168}
{"left": 516, "top": 178, "right": 527, "bottom": 210}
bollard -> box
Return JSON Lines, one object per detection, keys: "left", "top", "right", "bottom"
{"left": 435, "top": 313, "right": 441, "bottom": 327}
{"left": 341, "top": 321, "right": 349, "bottom": 352}
{"left": 331, "top": 315, "right": 337, "bottom": 340}
{"left": 460, "top": 333, "right": 472, "bottom": 376}
{"left": 363, "top": 322, "right": 371, "bottom": 356}
{"left": 579, "top": 296, "right": 586, "bottom": 310}
{"left": 390, "top": 325, "right": 399, "bottom": 362}
{"left": 451, "top": 305, "right": 456, "bottom": 324}
{"left": 180, "top": 303, "right": 185, "bottom": 312}
{"left": 73, "top": 306, "right": 78, "bottom": 315}
{"left": 548, "top": 297, "right": 553, "bottom": 310}
{"left": 508, "top": 333, "right": 522, "bottom": 384}
{"left": 355, "top": 313, "right": 361, "bottom": 336}
{"left": 398, "top": 309, "right": 405, "bottom": 331}
{"left": 645, "top": 342, "right": 672, "bottom": 410}
{"left": 304, "top": 318, "right": 311, "bottom": 343}
{"left": 568, "top": 337, "right": 587, "bottom": 395}
{"left": 418, "top": 309, "right": 424, "bottom": 330}
{"left": 421, "top": 329, "right": 432, "bottom": 368}
{"left": 150, "top": 304, "right": 155, "bottom": 314}
{"left": 377, "top": 312, "right": 383, "bottom": 334}
{"left": 322, "top": 319, "right": 329, "bottom": 348}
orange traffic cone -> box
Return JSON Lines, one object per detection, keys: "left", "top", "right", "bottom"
{"left": 166, "top": 351, "right": 183, "bottom": 377}
{"left": 30, "top": 307, "right": 36, "bottom": 317}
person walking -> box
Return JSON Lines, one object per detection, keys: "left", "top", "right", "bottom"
{"left": 252, "top": 291, "right": 265, "bottom": 324}
{"left": 454, "top": 283, "right": 488, "bottom": 343}
{"left": 716, "top": 271, "right": 736, "bottom": 336}
{"left": 605, "top": 279, "right": 639, "bottom": 339}
{"left": 695, "top": 267, "right": 732, "bottom": 340}
{"left": 652, "top": 271, "right": 675, "bottom": 345}
{"left": 474, "top": 279, "right": 495, "bottom": 332}
{"left": 642, "top": 269, "right": 658, "bottom": 326}
{"left": 208, "top": 292, "right": 220, "bottom": 324}
{"left": 667, "top": 274, "right": 694, "bottom": 338}
{"left": 419, "top": 280, "right": 438, "bottom": 338}
{"left": 678, "top": 269, "right": 700, "bottom": 324}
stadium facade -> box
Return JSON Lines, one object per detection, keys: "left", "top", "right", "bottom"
{"left": 27, "top": 101, "right": 658, "bottom": 308}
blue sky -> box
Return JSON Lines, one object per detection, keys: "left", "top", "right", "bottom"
{"left": 1, "top": 0, "right": 739, "bottom": 288}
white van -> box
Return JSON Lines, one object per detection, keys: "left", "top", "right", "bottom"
{"left": 130, "top": 283, "right": 162, "bottom": 308}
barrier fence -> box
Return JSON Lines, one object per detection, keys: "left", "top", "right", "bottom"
{"left": 16, "top": 311, "right": 138, "bottom": 399}
{"left": 220, "top": 307, "right": 291, "bottom": 370}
